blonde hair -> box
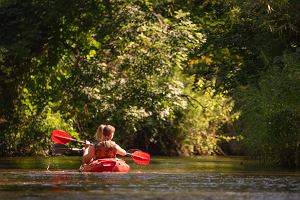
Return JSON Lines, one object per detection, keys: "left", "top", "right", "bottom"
{"left": 95, "top": 124, "right": 105, "bottom": 141}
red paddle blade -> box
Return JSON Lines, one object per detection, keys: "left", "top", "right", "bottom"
{"left": 130, "top": 151, "right": 150, "bottom": 165}
{"left": 52, "top": 130, "right": 73, "bottom": 144}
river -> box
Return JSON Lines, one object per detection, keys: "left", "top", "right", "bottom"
{"left": 0, "top": 156, "right": 299, "bottom": 200}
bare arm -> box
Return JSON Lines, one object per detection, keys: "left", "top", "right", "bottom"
{"left": 82, "top": 141, "right": 95, "bottom": 164}
{"left": 115, "top": 144, "right": 127, "bottom": 156}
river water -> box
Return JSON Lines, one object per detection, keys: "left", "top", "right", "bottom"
{"left": 0, "top": 156, "right": 299, "bottom": 200}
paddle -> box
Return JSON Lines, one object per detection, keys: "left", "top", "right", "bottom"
{"left": 51, "top": 130, "right": 151, "bottom": 165}
{"left": 52, "top": 130, "right": 85, "bottom": 144}
{"left": 127, "top": 150, "right": 150, "bottom": 165}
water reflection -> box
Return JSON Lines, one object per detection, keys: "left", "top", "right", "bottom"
{"left": 0, "top": 156, "right": 300, "bottom": 200}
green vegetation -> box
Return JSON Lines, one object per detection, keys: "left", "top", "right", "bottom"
{"left": 0, "top": 0, "right": 299, "bottom": 168}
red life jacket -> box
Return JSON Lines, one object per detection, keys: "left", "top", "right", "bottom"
{"left": 94, "top": 140, "right": 117, "bottom": 159}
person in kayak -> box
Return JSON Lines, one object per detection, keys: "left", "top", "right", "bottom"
{"left": 82, "top": 124, "right": 127, "bottom": 164}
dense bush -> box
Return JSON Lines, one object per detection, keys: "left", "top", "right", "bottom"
{"left": 267, "top": 109, "right": 300, "bottom": 167}
{"left": 236, "top": 53, "right": 300, "bottom": 167}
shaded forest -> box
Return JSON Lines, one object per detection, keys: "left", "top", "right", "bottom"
{"left": 0, "top": 0, "right": 299, "bottom": 168}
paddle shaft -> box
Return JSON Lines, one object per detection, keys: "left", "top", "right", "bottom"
{"left": 57, "top": 135, "right": 85, "bottom": 144}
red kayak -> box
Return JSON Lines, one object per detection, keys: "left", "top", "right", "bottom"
{"left": 79, "top": 158, "right": 130, "bottom": 172}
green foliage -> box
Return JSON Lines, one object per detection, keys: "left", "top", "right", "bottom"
{"left": 1, "top": 0, "right": 214, "bottom": 155}
{"left": 176, "top": 78, "right": 239, "bottom": 155}
{"left": 1, "top": 0, "right": 299, "bottom": 168}
{"left": 2, "top": 107, "right": 75, "bottom": 156}
{"left": 79, "top": 5, "right": 207, "bottom": 152}
{"left": 180, "top": 0, "right": 300, "bottom": 92}
{"left": 0, "top": 0, "right": 107, "bottom": 154}
{"left": 267, "top": 109, "right": 300, "bottom": 167}
{"left": 236, "top": 52, "right": 300, "bottom": 167}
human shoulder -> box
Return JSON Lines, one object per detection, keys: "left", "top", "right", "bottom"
{"left": 94, "top": 140, "right": 116, "bottom": 148}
